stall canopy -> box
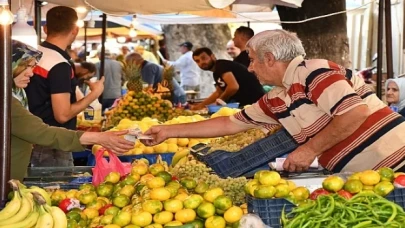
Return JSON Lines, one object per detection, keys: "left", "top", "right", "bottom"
{"left": 39, "top": 0, "right": 303, "bottom": 16}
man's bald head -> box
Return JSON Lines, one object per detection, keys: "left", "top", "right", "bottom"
{"left": 226, "top": 40, "right": 241, "bottom": 59}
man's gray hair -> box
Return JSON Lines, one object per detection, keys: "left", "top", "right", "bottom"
{"left": 246, "top": 29, "right": 306, "bottom": 62}
{"left": 125, "top": 52, "right": 143, "bottom": 63}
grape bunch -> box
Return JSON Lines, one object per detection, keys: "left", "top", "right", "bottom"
{"left": 171, "top": 158, "right": 248, "bottom": 205}
{"left": 208, "top": 129, "right": 266, "bottom": 153}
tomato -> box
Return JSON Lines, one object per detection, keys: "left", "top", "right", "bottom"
{"left": 309, "top": 188, "right": 330, "bottom": 200}
{"left": 99, "top": 204, "right": 113, "bottom": 215}
{"left": 394, "top": 175, "right": 405, "bottom": 188}
{"left": 59, "top": 198, "right": 81, "bottom": 213}
{"left": 172, "top": 176, "right": 179, "bottom": 181}
{"left": 337, "top": 190, "right": 353, "bottom": 199}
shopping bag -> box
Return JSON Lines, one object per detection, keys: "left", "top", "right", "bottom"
{"left": 92, "top": 149, "right": 132, "bottom": 186}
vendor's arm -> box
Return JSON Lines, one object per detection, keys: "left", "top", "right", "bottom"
{"left": 283, "top": 69, "right": 371, "bottom": 172}
{"left": 191, "top": 87, "right": 221, "bottom": 110}
{"left": 218, "top": 72, "right": 239, "bottom": 102}
{"left": 49, "top": 63, "right": 105, "bottom": 124}
{"left": 165, "top": 55, "right": 186, "bottom": 69}
{"left": 12, "top": 98, "right": 134, "bottom": 153}
{"left": 144, "top": 96, "right": 280, "bottom": 145}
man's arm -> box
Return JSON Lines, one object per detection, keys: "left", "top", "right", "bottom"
{"left": 191, "top": 87, "right": 221, "bottom": 110}
{"left": 218, "top": 72, "right": 239, "bottom": 102}
{"left": 143, "top": 116, "right": 251, "bottom": 145}
{"left": 51, "top": 77, "right": 105, "bottom": 124}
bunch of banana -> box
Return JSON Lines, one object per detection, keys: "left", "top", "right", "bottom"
{"left": 171, "top": 148, "right": 190, "bottom": 167}
{"left": 156, "top": 154, "right": 170, "bottom": 171}
{"left": 0, "top": 180, "right": 67, "bottom": 228}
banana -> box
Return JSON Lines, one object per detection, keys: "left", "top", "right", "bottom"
{"left": 174, "top": 156, "right": 188, "bottom": 168}
{"left": 0, "top": 191, "right": 33, "bottom": 225}
{"left": 0, "top": 191, "right": 21, "bottom": 220}
{"left": 45, "top": 205, "right": 67, "bottom": 228}
{"left": 171, "top": 149, "right": 190, "bottom": 167}
{"left": 0, "top": 207, "right": 39, "bottom": 228}
{"left": 35, "top": 205, "right": 54, "bottom": 228}
{"left": 23, "top": 186, "right": 51, "bottom": 206}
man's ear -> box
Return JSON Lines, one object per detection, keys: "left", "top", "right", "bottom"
{"left": 72, "top": 26, "right": 79, "bottom": 36}
{"left": 43, "top": 25, "right": 48, "bottom": 35}
{"left": 264, "top": 52, "right": 275, "bottom": 67}
{"left": 211, "top": 54, "right": 216, "bottom": 61}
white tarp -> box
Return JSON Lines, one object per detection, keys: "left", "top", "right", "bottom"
{"left": 39, "top": 0, "right": 303, "bottom": 16}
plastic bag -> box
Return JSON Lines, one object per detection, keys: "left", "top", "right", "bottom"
{"left": 239, "top": 214, "right": 272, "bottom": 228}
{"left": 92, "top": 149, "right": 132, "bottom": 186}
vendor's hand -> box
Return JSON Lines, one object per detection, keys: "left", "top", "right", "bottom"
{"left": 140, "top": 126, "right": 169, "bottom": 146}
{"left": 283, "top": 145, "right": 317, "bottom": 173}
{"left": 87, "top": 77, "right": 105, "bottom": 97}
{"left": 190, "top": 104, "right": 205, "bottom": 111}
{"left": 98, "top": 130, "right": 134, "bottom": 154}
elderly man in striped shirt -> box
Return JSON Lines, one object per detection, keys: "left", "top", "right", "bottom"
{"left": 142, "top": 29, "right": 405, "bottom": 174}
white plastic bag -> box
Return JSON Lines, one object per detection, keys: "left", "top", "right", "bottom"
{"left": 238, "top": 214, "right": 272, "bottom": 228}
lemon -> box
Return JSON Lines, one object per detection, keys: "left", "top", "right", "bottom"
{"left": 274, "top": 184, "right": 290, "bottom": 198}
{"left": 360, "top": 170, "right": 381, "bottom": 185}
{"left": 197, "top": 202, "right": 216, "bottom": 219}
{"left": 145, "top": 223, "right": 163, "bottom": 228}
{"left": 132, "top": 148, "right": 144, "bottom": 155}
{"left": 164, "top": 221, "right": 183, "bottom": 226}
{"left": 378, "top": 167, "right": 395, "bottom": 182}
{"left": 166, "top": 138, "right": 178, "bottom": 144}
{"left": 322, "top": 176, "right": 345, "bottom": 192}
{"left": 205, "top": 216, "right": 226, "bottom": 228}
{"left": 258, "top": 171, "right": 281, "bottom": 186}
{"left": 224, "top": 206, "right": 243, "bottom": 223}
{"left": 164, "top": 199, "right": 183, "bottom": 213}
{"left": 213, "top": 195, "right": 233, "bottom": 211}
{"left": 144, "top": 147, "right": 155, "bottom": 154}
{"left": 254, "top": 185, "right": 276, "bottom": 199}
{"left": 150, "top": 188, "right": 171, "bottom": 201}
{"left": 348, "top": 172, "right": 362, "bottom": 180}
{"left": 132, "top": 211, "right": 153, "bottom": 227}
{"left": 374, "top": 181, "right": 395, "bottom": 197}
{"left": 290, "top": 187, "right": 310, "bottom": 201}
{"left": 153, "top": 211, "right": 173, "bottom": 225}
{"left": 104, "top": 225, "right": 121, "bottom": 228}
{"left": 174, "top": 209, "right": 196, "bottom": 223}
{"left": 154, "top": 143, "right": 168, "bottom": 153}
{"left": 146, "top": 177, "right": 166, "bottom": 189}
{"left": 174, "top": 193, "right": 189, "bottom": 201}
{"left": 177, "top": 138, "right": 189, "bottom": 147}
{"left": 204, "top": 188, "right": 224, "bottom": 202}
{"left": 183, "top": 194, "right": 204, "bottom": 209}
{"left": 142, "top": 200, "right": 163, "bottom": 214}
{"left": 344, "top": 179, "right": 363, "bottom": 194}
{"left": 167, "top": 144, "right": 178, "bottom": 153}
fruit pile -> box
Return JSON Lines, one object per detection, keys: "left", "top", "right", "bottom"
{"left": 282, "top": 191, "right": 405, "bottom": 227}
{"left": 310, "top": 167, "right": 400, "bottom": 201}
{"left": 48, "top": 159, "right": 246, "bottom": 228}
{"left": 210, "top": 107, "right": 240, "bottom": 118}
{"left": 207, "top": 129, "right": 267, "bottom": 153}
{"left": 245, "top": 170, "right": 305, "bottom": 203}
{"left": 105, "top": 91, "right": 194, "bottom": 125}
{"left": 171, "top": 155, "right": 248, "bottom": 205}
{"left": 0, "top": 180, "right": 67, "bottom": 228}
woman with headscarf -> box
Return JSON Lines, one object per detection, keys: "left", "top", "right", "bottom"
{"left": 386, "top": 78, "right": 405, "bottom": 117}
{"left": 10, "top": 40, "right": 135, "bottom": 181}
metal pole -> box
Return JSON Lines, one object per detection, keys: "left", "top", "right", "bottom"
{"left": 385, "top": 0, "right": 393, "bottom": 79}
{"left": 84, "top": 21, "right": 87, "bottom": 61}
{"left": 100, "top": 14, "right": 106, "bottom": 77}
{"left": 376, "top": 0, "right": 384, "bottom": 99}
{"left": 34, "top": 0, "right": 41, "bottom": 45}
{"left": 0, "top": 0, "right": 13, "bottom": 204}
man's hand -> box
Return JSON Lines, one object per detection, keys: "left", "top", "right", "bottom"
{"left": 87, "top": 77, "right": 105, "bottom": 97}
{"left": 141, "top": 126, "right": 170, "bottom": 146}
{"left": 283, "top": 145, "right": 317, "bottom": 172}
{"left": 98, "top": 130, "right": 134, "bottom": 154}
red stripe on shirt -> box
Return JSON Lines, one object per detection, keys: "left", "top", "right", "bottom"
{"left": 33, "top": 66, "right": 49, "bottom": 79}
{"left": 287, "top": 83, "right": 305, "bottom": 97}
{"left": 328, "top": 61, "right": 341, "bottom": 71}
{"left": 374, "top": 145, "right": 405, "bottom": 170}
{"left": 310, "top": 74, "right": 345, "bottom": 103}
{"left": 319, "top": 107, "right": 394, "bottom": 168}
{"left": 258, "top": 96, "right": 279, "bottom": 120}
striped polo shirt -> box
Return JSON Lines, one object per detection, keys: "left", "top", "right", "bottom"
{"left": 231, "top": 55, "right": 405, "bottom": 172}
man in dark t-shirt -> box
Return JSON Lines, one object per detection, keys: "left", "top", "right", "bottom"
{"left": 233, "top": 26, "right": 254, "bottom": 68}
{"left": 25, "top": 6, "right": 104, "bottom": 167}
{"left": 191, "top": 47, "right": 264, "bottom": 110}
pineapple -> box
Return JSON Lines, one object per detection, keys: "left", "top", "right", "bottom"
{"left": 162, "top": 66, "right": 175, "bottom": 92}
{"left": 123, "top": 62, "right": 143, "bottom": 92}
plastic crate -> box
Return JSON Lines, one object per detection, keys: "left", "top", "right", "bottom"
{"left": 192, "top": 128, "right": 298, "bottom": 178}
{"left": 206, "top": 103, "right": 239, "bottom": 113}
{"left": 247, "top": 195, "right": 294, "bottom": 228}
{"left": 87, "top": 153, "right": 174, "bottom": 166}
{"left": 386, "top": 188, "right": 405, "bottom": 209}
